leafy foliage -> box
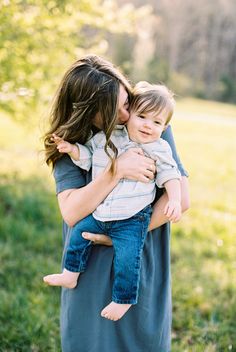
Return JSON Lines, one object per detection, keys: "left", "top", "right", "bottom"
{"left": 0, "top": 0, "right": 139, "bottom": 122}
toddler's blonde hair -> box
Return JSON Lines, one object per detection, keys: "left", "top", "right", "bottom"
{"left": 130, "top": 81, "right": 175, "bottom": 125}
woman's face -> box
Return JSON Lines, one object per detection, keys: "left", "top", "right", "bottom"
{"left": 117, "top": 84, "right": 130, "bottom": 124}
{"left": 93, "top": 85, "right": 130, "bottom": 129}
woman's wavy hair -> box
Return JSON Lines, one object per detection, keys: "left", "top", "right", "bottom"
{"left": 44, "top": 54, "right": 132, "bottom": 171}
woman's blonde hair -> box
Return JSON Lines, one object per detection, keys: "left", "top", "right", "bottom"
{"left": 130, "top": 81, "right": 175, "bottom": 125}
{"left": 44, "top": 54, "right": 132, "bottom": 170}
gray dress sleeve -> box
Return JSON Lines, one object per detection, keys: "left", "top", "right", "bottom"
{"left": 54, "top": 155, "right": 89, "bottom": 194}
{"left": 161, "top": 125, "right": 189, "bottom": 177}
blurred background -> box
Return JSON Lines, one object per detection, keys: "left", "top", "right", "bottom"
{"left": 0, "top": 0, "right": 236, "bottom": 351}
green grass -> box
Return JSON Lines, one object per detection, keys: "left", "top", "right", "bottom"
{"left": 171, "top": 98, "right": 236, "bottom": 351}
{"left": 0, "top": 98, "right": 236, "bottom": 351}
{"left": 0, "top": 113, "right": 61, "bottom": 351}
{"left": 0, "top": 174, "right": 62, "bottom": 351}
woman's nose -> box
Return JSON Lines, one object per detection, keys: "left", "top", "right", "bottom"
{"left": 119, "top": 109, "right": 130, "bottom": 123}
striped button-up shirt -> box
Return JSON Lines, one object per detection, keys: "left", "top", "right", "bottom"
{"left": 72, "top": 125, "right": 181, "bottom": 221}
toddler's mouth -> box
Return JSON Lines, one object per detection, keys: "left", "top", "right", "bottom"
{"left": 139, "top": 130, "right": 151, "bottom": 136}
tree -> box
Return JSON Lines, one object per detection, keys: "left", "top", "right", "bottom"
{"left": 0, "top": 0, "right": 140, "bottom": 122}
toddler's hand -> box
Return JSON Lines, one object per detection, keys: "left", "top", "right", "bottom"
{"left": 164, "top": 200, "right": 182, "bottom": 223}
{"left": 51, "top": 133, "right": 78, "bottom": 156}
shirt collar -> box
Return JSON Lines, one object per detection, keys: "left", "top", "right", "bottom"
{"left": 115, "top": 124, "right": 126, "bottom": 130}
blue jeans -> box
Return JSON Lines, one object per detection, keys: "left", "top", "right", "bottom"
{"left": 65, "top": 205, "right": 152, "bottom": 304}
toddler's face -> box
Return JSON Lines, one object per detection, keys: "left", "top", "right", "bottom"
{"left": 126, "top": 110, "right": 167, "bottom": 144}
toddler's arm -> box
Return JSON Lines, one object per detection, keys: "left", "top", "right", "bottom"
{"left": 163, "top": 179, "right": 181, "bottom": 222}
{"left": 151, "top": 138, "right": 182, "bottom": 222}
{"left": 52, "top": 133, "right": 93, "bottom": 171}
{"left": 154, "top": 139, "right": 181, "bottom": 188}
{"left": 148, "top": 126, "right": 189, "bottom": 230}
{"left": 52, "top": 133, "right": 80, "bottom": 160}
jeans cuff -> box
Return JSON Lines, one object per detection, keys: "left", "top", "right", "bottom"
{"left": 64, "top": 263, "right": 85, "bottom": 273}
{"left": 112, "top": 297, "right": 137, "bottom": 305}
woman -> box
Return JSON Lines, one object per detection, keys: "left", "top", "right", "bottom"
{"left": 44, "top": 54, "right": 189, "bottom": 352}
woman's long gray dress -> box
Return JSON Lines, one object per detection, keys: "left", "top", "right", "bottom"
{"left": 54, "top": 126, "right": 188, "bottom": 352}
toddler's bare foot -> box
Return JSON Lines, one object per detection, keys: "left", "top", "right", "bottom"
{"left": 101, "top": 301, "right": 132, "bottom": 321}
{"left": 43, "top": 269, "right": 80, "bottom": 289}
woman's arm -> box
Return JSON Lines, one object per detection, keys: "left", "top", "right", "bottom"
{"left": 58, "top": 170, "right": 117, "bottom": 227}
{"left": 148, "top": 176, "right": 190, "bottom": 230}
{"left": 57, "top": 148, "right": 155, "bottom": 227}
{"left": 83, "top": 175, "right": 189, "bottom": 244}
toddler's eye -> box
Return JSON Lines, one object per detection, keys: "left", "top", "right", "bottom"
{"left": 154, "top": 121, "right": 161, "bottom": 125}
{"left": 139, "top": 115, "right": 145, "bottom": 119}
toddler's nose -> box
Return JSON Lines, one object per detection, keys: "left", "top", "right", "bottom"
{"left": 143, "top": 120, "right": 152, "bottom": 129}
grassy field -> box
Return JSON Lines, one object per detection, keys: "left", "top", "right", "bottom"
{"left": 0, "top": 98, "right": 236, "bottom": 351}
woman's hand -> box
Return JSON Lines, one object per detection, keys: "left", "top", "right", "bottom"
{"left": 115, "top": 148, "right": 155, "bottom": 183}
{"left": 82, "top": 232, "right": 113, "bottom": 246}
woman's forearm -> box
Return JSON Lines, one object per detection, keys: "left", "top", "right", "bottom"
{"left": 58, "top": 168, "right": 119, "bottom": 227}
{"left": 180, "top": 176, "right": 190, "bottom": 212}
{"left": 148, "top": 176, "right": 190, "bottom": 230}
{"left": 148, "top": 192, "right": 169, "bottom": 230}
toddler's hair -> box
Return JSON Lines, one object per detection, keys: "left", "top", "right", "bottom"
{"left": 130, "top": 81, "right": 175, "bottom": 125}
